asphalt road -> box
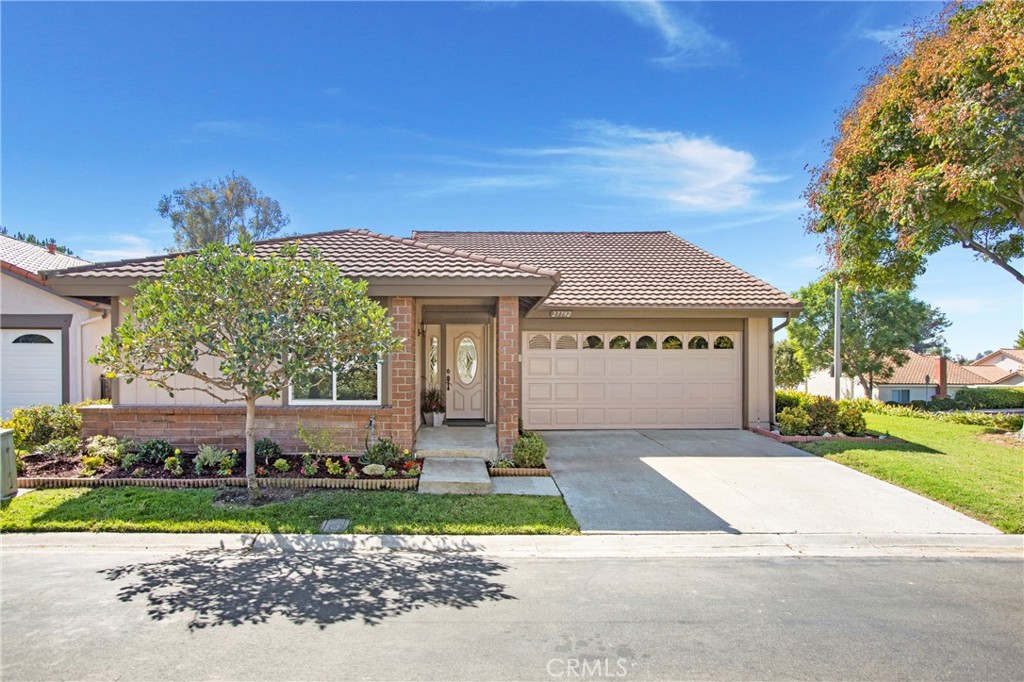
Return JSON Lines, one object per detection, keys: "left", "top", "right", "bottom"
{"left": 2, "top": 546, "right": 1021, "bottom": 681}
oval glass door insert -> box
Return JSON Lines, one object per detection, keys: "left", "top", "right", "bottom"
{"left": 456, "top": 336, "right": 478, "bottom": 384}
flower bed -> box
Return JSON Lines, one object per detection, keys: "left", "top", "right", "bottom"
{"left": 749, "top": 426, "right": 899, "bottom": 445}
{"left": 487, "top": 466, "right": 551, "bottom": 477}
{"left": 17, "top": 476, "right": 418, "bottom": 490}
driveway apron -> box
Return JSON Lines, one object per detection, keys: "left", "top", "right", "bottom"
{"left": 544, "top": 430, "right": 1001, "bottom": 535}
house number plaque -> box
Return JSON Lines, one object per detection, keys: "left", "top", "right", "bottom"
{"left": 549, "top": 310, "right": 573, "bottom": 318}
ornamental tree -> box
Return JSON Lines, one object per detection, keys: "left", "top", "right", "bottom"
{"left": 774, "top": 339, "right": 808, "bottom": 390}
{"left": 806, "top": 0, "right": 1024, "bottom": 287}
{"left": 788, "top": 277, "right": 938, "bottom": 394}
{"left": 92, "top": 240, "right": 402, "bottom": 492}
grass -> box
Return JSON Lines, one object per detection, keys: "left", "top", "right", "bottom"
{"left": 0, "top": 488, "right": 580, "bottom": 535}
{"left": 796, "top": 413, "right": 1023, "bottom": 533}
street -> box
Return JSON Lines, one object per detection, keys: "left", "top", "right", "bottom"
{"left": 2, "top": 539, "right": 1022, "bottom": 681}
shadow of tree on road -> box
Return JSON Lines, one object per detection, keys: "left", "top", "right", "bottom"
{"left": 101, "top": 549, "right": 514, "bottom": 629}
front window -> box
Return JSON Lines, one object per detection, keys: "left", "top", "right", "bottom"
{"left": 893, "top": 389, "right": 910, "bottom": 404}
{"left": 291, "top": 363, "right": 382, "bottom": 405}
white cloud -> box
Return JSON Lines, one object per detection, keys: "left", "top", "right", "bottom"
{"left": 615, "top": 1, "right": 732, "bottom": 69}
{"left": 513, "top": 120, "right": 783, "bottom": 211}
{"left": 857, "top": 26, "right": 905, "bottom": 47}
{"left": 413, "top": 174, "right": 556, "bottom": 197}
{"left": 82, "top": 235, "right": 159, "bottom": 262}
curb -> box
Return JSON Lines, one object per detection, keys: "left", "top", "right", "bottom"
{"left": 2, "top": 532, "right": 1020, "bottom": 559}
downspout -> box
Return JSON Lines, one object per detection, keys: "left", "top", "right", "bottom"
{"left": 78, "top": 312, "right": 109, "bottom": 403}
{"left": 770, "top": 314, "right": 792, "bottom": 429}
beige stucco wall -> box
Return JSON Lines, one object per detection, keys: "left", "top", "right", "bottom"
{"left": 2, "top": 272, "right": 109, "bottom": 403}
{"left": 745, "top": 316, "right": 772, "bottom": 429}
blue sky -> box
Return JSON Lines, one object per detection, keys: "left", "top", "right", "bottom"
{"left": 2, "top": 1, "right": 1020, "bottom": 356}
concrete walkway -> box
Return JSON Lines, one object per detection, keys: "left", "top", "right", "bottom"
{"left": 545, "top": 429, "right": 1003, "bottom": 535}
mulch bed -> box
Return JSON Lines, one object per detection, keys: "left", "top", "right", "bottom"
{"left": 487, "top": 465, "right": 550, "bottom": 477}
{"left": 749, "top": 427, "right": 901, "bottom": 444}
{"left": 18, "top": 451, "right": 423, "bottom": 483}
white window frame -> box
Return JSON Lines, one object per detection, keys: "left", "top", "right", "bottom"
{"left": 893, "top": 389, "right": 911, "bottom": 404}
{"left": 289, "top": 361, "right": 384, "bottom": 406}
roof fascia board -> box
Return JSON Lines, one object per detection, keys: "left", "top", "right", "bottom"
{"left": 524, "top": 306, "right": 803, "bottom": 319}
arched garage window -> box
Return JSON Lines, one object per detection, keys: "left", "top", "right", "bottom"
{"left": 636, "top": 335, "right": 656, "bottom": 349}
{"left": 714, "top": 335, "right": 735, "bottom": 350}
{"left": 13, "top": 334, "right": 53, "bottom": 344}
{"left": 688, "top": 335, "right": 708, "bottom": 350}
{"left": 609, "top": 335, "right": 630, "bottom": 349}
{"left": 662, "top": 335, "right": 683, "bottom": 349}
{"left": 583, "top": 335, "right": 604, "bottom": 349}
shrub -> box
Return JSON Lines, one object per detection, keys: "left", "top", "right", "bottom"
{"left": 273, "top": 458, "right": 290, "bottom": 473}
{"left": 299, "top": 456, "right": 320, "bottom": 478}
{"left": 80, "top": 454, "right": 105, "bottom": 477}
{"left": 325, "top": 457, "right": 344, "bottom": 476}
{"left": 804, "top": 396, "right": 840, "bottom": 435}
{"left": 382, "top": 468, "right": 397, "bottom": 479}
{"left": 954, "top": 387, "right": 1024, "bottom": 410}
{"left": 775, "top": 390, "right": 810, "bottom": 414}
{"left": 85, "top": 435, "right": 126, "bottom": 465}
{"left": 129, "top": 466, "right": 146, "bottom": 478}
{"left": 3, "top": 404, "right": 82, "bottom": 450}
{"left": 362, "top": 463, "right": 386, "bottom": 477}
{"left": 512, "top": 431, "right": 547, "bottom": 468}
{"left": 837, "top": 407, "right": 867, "bottom": 436}
{"left": 909, "top": 399, "right": 928, "bottom": 411}
{"left": 121, "top": 450, "right": 143, "bottom": 470}
{"left": 255, "top": 437, "right": 282, "bottom": 461}
{"left": 38, "top": 436, "right": 82, "bottom": 458}
{"left": 777, "top": 407, "right": 812, "bottom": 436}
{"left": 217, "top": 452, "right": 237, "bottom": 476}
{"left": 926, "top": 397, "right": 957, "bottom": 411}
{"left": 297, "top": 423, "right": 341, "bottom": 455}
{"left": 194, "top": 444, "right": 231, "bottom": 476}
{"left": 362, "top": 437, "right": 406, "bottom": 466}
{"left": 164, "top": 455, "right": 183, "bottom": 477}
{"left": 137, "top": 439, "right": 175, "bottom": 465}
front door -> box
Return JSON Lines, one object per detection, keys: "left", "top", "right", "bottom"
{"left": 445, "top": 324, "right": 485, "bottom": 420}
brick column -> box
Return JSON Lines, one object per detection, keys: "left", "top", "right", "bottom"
{"left": 496, "top": 296, "right": 520, "bottom": 456}
{"left": 388, "top": 297, "right": 416, "bottom": 450}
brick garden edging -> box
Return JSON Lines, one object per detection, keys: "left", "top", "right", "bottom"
{"left": 17, "top": 476, "right": 418, "bottom": 491}
{"left": 748, "top": 427, "right": 899, "bottom": 445}
{"left": 488, "top": 467, "right": 551, "bottom": 477}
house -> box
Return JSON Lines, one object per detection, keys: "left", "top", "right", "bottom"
{"left": 801, "top": 349, "right": 1024, "bottom": 404}
{"left": 1, "top": 235, "right": 110, "bottom": 418}
{"left": 41, "top": 229, "right": 801, "bottom": 455}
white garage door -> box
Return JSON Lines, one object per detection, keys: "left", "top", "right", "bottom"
{"left": 1, "top": 329, "right": 62, "bottom": 419}
{"left": 523, "top": 331, "right": 741, "bottom": 430}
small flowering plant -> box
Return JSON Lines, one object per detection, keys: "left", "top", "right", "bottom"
{"left": 255, "top": 465, "right": 268, "bottom": 476}
{"left": 344, "top": 466, "right": 359, "bottom": 479}
{"left": 130, "top": 466, "right": 147, "bottom": 478}
{"left": 300, "top": 455, "right": 320, "bottom": 478}
{"left": 402, "top": 460, "right": 421, "bottom": 477}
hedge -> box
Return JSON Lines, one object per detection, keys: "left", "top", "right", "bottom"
{"left": 953, "top": 387, "right": 1024, "bottom": 410}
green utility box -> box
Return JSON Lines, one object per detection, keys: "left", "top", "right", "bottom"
{"left": 1, "top": 429, "right": 17, "bottom": 500}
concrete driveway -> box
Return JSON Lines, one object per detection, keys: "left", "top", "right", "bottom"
{"left": 545, "top": 430, "right": 1001, "bottom": 534}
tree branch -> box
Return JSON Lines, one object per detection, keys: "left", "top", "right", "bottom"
{"left": 950, "top": 223, "right": 1024, "bottom": 285}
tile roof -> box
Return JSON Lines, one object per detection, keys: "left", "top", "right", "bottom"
{"left": 44, "top": 229, "right": 558, "bottom": 282}
{"left": 973, "top": 348, "right": 1024, "bottom": 366}
{"left": 413, "top": 231, "right": 800, "bottom": 309}
{"left": 0, "top": 235, "right": 89, "bottom": 273}
{"left": 884, "top": 350, "right": 1013, "bottom": 386}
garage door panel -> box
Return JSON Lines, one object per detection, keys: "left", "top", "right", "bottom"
{"left": 2, "top": 328, "right": 62, "bottom": 419}
{"left": 522, "top": 331, "right": 741, "bottom": 430}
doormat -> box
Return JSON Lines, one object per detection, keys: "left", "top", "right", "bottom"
{"left": 444, "top": 419, "right": 488, "bottom": 427}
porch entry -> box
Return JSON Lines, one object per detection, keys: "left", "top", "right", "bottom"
{"left": 445, "top": 324, "right": 486, "bottom": 420}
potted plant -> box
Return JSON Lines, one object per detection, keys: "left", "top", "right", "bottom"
{"left": 421, "top": 388, "right": 446, "bottom": 427}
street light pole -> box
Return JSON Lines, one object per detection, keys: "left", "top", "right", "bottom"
{"left": 834, "top": 278, "right": 842, "bottom": 400}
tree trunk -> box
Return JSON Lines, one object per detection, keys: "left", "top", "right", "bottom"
{"left": 244, "top": 397, "right": 260, "bottom": 500}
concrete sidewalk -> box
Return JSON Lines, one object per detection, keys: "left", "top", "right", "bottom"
{"left": 3, "top": 531, "right": 1021, "bottom": 558}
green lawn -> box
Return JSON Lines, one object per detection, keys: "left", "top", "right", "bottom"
{"left": 0, "top": 488, "right": 580, "bottom": 535}
{"left": 796, "top": 413, "right": 1023, "bottom": 533}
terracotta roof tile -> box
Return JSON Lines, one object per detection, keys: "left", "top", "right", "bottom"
{"left": 885, "top": 350, "right": 1008, "bottom": 385}
{"left": 414, "top": 231, "right": 799, "bottom": 309}
{"left": 44, "top": 229, "right": 556, "bottom": 282}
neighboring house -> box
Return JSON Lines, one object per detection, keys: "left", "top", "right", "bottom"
{"left": 1, "top": 235, "right": 110, "bottom": 418}
{"left": 42, "top": 229, "right": 801, "bottom": 454}
{"left": 802, "top": 349, "right": 1024, "bottom": 404}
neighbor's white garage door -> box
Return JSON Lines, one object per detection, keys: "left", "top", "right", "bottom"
{"left": 523, "top": 331, "right": 741, "bottom": 429}
{"left": 1, "top": 329, "right": 62, "bottom": 418}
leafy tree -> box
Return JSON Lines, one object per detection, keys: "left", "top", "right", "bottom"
{"left": 0, "top": 227, "right": 75, "bottom": 256}
{"left": 911, "top": 306, "right": 951, "bottom": 356}
{"left": 158, "top": 173, "right": 290, "bottom": 250}
{"left": 774, "top": 339, "right": 808, "bottom": 390}
{"left": 1015, "top": 329, "right": 1024, "bottom": 349}
{"left": 92, "top": 241, "right": 402, "bottom": 493}
{"left": 806, "top": 0, "right": 1024, "bottom": 287}
{"left": 788, "top": 278, "right": 933, "bottom": 394}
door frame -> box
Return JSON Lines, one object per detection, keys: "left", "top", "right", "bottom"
{"left": 420, "top": 309, "right": 495, "bottom": 424}
{"left": 1, "top": 314, "right": 72, "bottom": 404}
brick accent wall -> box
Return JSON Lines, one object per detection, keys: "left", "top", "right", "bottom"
{"left": 82, "top": 296, "right": 421, "bottom": 454}
{"left": 79, "top": 404, "right": 402, "bottom": 454}
{"left": 386, "top": 296, "right": 417, "bottom": 449}
{"left": 496, "top": 295, "right": 520, "bottom": 456}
